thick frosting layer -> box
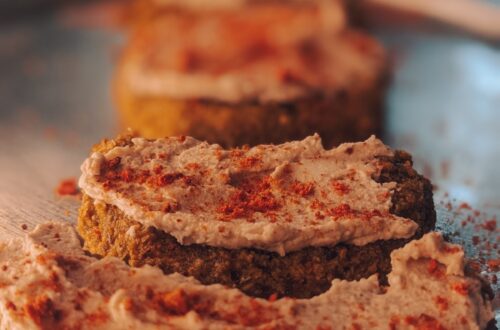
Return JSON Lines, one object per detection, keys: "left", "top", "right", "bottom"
{"left": 149, "top": 0, "right": 248, "bottom": 10}
{"left": 0, "top": 222, "right": 493, "bottom": 329}
{"left": 149, "top": 0, "right": 340, "bottom": 11}
{"left": 122, "top": 2, "right": 385, "bottom": 103}
{"left": 149, "top": 0, "right": 342, "bottom": 10}
{"left": 79, "top": 135, "right": 418, "bottom": 255}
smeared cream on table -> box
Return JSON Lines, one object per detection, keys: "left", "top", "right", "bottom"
{"left": 0, "top": 222, "right": 492, "bottom": 329}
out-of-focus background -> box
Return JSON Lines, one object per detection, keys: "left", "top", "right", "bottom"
{"left": 0, "top": 0, "right": 498, "bottom": 318}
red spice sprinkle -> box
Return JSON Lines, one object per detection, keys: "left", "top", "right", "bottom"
{"left": 443, "top": 245, "right": 461, "bottom": 254}
{"left": 310, "top": 199, "right": 324, "bottom": 210}
{"left": 359, "top": 210, "right": 383, "bottom": 221}
{"left": 153, "top": 172, "right": 193, "bottom": 187}
{"left": 292, "top": 181, "right": 315, "bottom": 197}
{"left": 481, "top": 219, "right": 497, "bottom": 231}
{"left": 185, "top": 163, "right": 201, "bottom": 171}
{"left": 427, "top": 259, "right": 445, "bottom": 278}
{"left": 119, "top": 169, "right": 133, "bottom": 182}
{"left": 217, "top": 176, "right": 281, "bottom": 220}
{"left": 155, "top": 289, "right": 190, "bottom": 315}
{"left": 106, "top": 157, "right": 121, "bottom": 170}
{"left": 239, "top": 156, "right": 262, "bottom": 168}
{"left": 389, "top": 316, "right": 400, "bottom": 330}
{"left": 5, "top": 301, "right": 16, "bottom": 311}
{"left": 249, "top": 298, "right": 262, "bottom": 311}
{"left": 316, "top": 325, "right": 333, "bottom": 330}
{"left": 25, "top": 295, "right": 62, "bottom": 326}
{"left": 459, "top": 202, "right": 471, "bottom": 210}
{"left": 315, "top": 211, "right": 325, "bottom": 220}
{"left": 331, "top": 180, "right": 350, "bottom": 195}
{"left": 267, "top": 212, "right": 278, "bottom": 223}
{"left": 328, "top": 204, "right": 352, "bottom": 219}
{"left": 404, "top": 314, "right": 446, "bottom": 330}
{"left": 56, "top": 178, "right": 80, "bottom": 196}
{"left": 86, "top": 310, "right": 110, "bottom": 325}
{"left": 158, "top": 173, "right": 182, "bottom": 185}
{"left": 434, "top": 296, "right": 448, "bottom": 311}
{"left": 427, "top": 259, "right": 438, "bottom": 273}
{"left": 153, "top": 165, "right": 163, "bottom": 174}
{"left": 229, "top": 149, "right": 246, "bottom": 158}
{"left": 267, "top": 293, "right": 278, "bottom": 302}
{"left": 487, "top": 259, "right": 500, "bottom": 271}
{"left": 377, "top": 191, "right": 391, "bottom": 202}
{"left": 123, "top": 298, "right": 134, "bottom": 312}
{"left": 452, "top": 282, "right": 469, "bottom": 295}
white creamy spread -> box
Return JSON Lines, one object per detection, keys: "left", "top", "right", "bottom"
{"left": 151, "top": 0, "right": 248, "bottom": 10}
{"left": 0, "top": 222, "right": 493, "bottom": 329}
{"left": 121, "top": 2, "right": 385, "bottom": 103}
{"left": 125, "top": 35, "right": 383, "bottom": 103}
{"left": 151, "top": 0, "right": 339, "bottom": 11}
{"left": 79, "top": 135, "right": 418, "bottom": 255}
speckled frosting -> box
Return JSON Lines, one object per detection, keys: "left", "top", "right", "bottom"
{"left": 79, "top": 135, "right": 418, "bottom": 255}
{"left": 123, "top": 1, "right": 386, "bottom": 103}
{"left": 0, "top": 222, "right": 493, "bottom": 329}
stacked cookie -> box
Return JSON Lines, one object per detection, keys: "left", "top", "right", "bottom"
{"left": 0, "top": 134, "right": 495, "bottom": 329}
{"left": 114, "top": 0, "right": 388, "bottom": 147}
{"left": 77, "top": 134, "right": 435, "bottom": 298}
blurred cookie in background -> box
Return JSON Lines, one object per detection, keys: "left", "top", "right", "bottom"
{"left": 114, "top": 0, "right": 389, "bottom": 147}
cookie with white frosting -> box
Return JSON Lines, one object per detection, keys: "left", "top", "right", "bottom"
{"left": 115, "top": 0, "right": 387, "bottom": 147}
{"left": 77, "top": 134, "right": 435, "bottom": 298}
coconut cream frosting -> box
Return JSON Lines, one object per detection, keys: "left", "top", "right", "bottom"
{"left": 0, "top": 222, "right": 493, "bottom": 329}
{"left": 79, "top": 135, "right": 418, "bottom": 255}
{"left": 122, "top": 2, "right": 385, "bottom": 103}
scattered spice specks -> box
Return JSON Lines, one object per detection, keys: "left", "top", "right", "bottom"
{"left": 56, "top": 178, "right": 80, "bottom": 197}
